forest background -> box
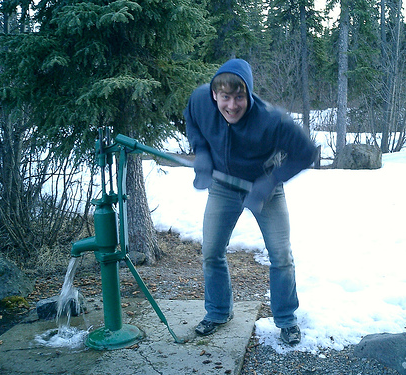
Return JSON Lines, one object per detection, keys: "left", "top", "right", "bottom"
{"left": 0, "top": 0, "right": 405, "bottom": 269}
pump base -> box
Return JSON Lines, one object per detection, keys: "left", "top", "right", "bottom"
{"left": 86, "top": 324, "right": 144, "bottom": 350}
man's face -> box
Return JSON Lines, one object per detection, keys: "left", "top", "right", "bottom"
{"left": 212, "top": 88, "right": 248, "bottom": 124}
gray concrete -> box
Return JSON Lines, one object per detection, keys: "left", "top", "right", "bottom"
{"left": 0, "top": 298, "right": 261, "bottom": 375}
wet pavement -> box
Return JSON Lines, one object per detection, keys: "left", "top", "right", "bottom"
{"left": 0, "top": 298, "right": 261, "bottom": 375}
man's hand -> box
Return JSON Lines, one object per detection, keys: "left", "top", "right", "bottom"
{"left": 193, "top": 150, "right": 213, "bottom": 189}
{"left": 243, "top": 174, "right": 277, "bottom": 214}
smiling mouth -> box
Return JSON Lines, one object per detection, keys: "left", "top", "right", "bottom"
{"left": 226, "top": 110, "right": 239, "bottom": 116}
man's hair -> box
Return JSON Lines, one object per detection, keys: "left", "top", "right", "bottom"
{"left": 212, "top": 73, "right": 247, "bottom": 94}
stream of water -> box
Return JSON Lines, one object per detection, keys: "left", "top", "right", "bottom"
{"left": 35, "top": 257, "right": 90, "bottom": 349}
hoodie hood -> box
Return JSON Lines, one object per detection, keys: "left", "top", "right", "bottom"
{"left": 210, "top": 59, "right": 254, "bottom": 112}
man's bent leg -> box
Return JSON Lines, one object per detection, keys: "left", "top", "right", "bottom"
{"left": 255, "top": 184, "right": 299, "bottom": 329}
{"left": 202, "top": 181, "right": 244, "bottom": 323}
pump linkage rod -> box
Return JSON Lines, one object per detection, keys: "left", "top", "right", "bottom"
{"left": 114, "top": 134, "right": 253, "bottom": 193}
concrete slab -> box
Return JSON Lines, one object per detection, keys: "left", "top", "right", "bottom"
{"left": 0, "top": 298, "right": 261, "bottom": 375}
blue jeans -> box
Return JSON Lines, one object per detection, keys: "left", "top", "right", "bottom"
{"left": 202, "top": 180, "right": 299, "bottom": 328}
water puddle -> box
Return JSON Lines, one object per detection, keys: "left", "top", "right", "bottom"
{"left": 35, "top": 326, "right": 89, "bottom": 349}
{"left": 35, "top": 258, "right": 90, "bottom": 349}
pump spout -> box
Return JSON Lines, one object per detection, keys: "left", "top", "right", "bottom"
{"left": 71, "top": 236, "right": 98, "bottom": 257}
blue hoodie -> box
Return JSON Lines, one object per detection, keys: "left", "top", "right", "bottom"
{"left": 184, "top": 59, "right": 317, "bottom": 184}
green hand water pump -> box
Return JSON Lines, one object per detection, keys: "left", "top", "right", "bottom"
{"left": 70, "top": 128, "right": 189, "bottom": 349}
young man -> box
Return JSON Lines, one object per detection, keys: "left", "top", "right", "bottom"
{"left": 183, "top": 59, "right": 317, "bottom": 345}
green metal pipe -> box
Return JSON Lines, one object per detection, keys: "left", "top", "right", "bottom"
{"left": 92, "top": 199, "right": 122, "bottom": 332}
{"left": 71, "top": 236, "right": 97, "bottom": 257}
{"left": 84, "top": 192, "right": 144, "bottom": 350}
{"left": 99, "top": 260, "right": 122, "bottom": 332}
{"left": 93, "top": 202, "right": 119, "bottom": 251}
{"left": 115, "top": 134, "right": 194, "bottom": 168}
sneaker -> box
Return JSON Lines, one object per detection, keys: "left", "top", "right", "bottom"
{"left": 195, "top": 320, "right": 221, "bottom": 336}
{"left": 195, "top": 313, "right": 234, "bottom": 336}
{"left": 280, "top": 325, "right": 301, "bottom": 345}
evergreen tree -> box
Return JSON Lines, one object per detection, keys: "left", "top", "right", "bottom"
{"left": 203, "top": 0, "right": 257, "bottom": 63}
{"left": 0, "top": 0, "right": 94, "bottom": 263}
{"left": 1, "top": 0, "right": 214, "bottom": 263}
{"left": 256, "top": 0, "right": 323, "bottom": 118}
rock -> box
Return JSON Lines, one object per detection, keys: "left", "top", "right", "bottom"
{"left": 335, "top": 143, "right": 382, "bottom": 169}
{"left": 354, "top": 332, "right": 406, "bottom": 375}
{"left": 0, "top": 254, "right": 34, "bottom": 300}
{"left": 36, "top": 293, "right": 86, "bottom": 320}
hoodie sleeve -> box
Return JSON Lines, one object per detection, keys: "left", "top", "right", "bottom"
{"left": 269, "top": 110, "right": 318, "bottom": 184}
{"left": 183, "top": 84, "right": 212, "bottom": 154}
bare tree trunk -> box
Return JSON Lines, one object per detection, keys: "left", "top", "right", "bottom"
{"left": 3, "top": 7, "right": 9, "bottom": 34}
{"left": 0, "top": 108, "right": 33, "bottom": 252}
{"left": 126, "top": 154, "right": 162, "bottom": 265}
{"left": 388, "top": 0, "right": 403, "bottom": 152}
{"left": 336, "top": 0, "right": 349, "bottom": 156}
{"left": 380, "top": 0, "right": 390, "bottom": 152}
{"left": 300, "top": 2, "right": 310, "bottom": 137}
{"left": 380, "top": 0, "right": 403, "bottom": 153}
